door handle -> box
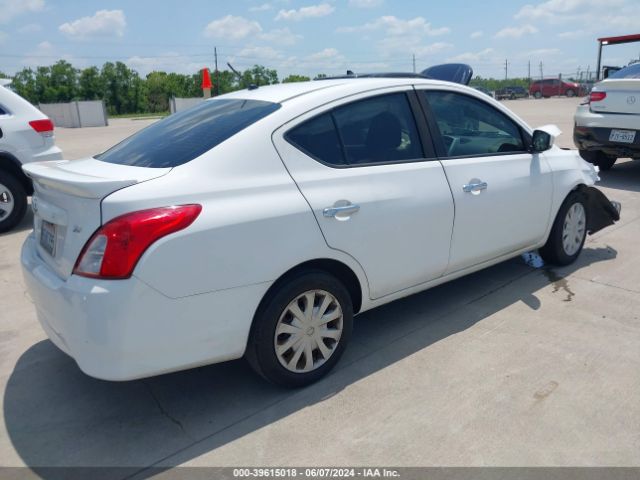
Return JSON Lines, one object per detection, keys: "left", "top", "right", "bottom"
{"left": 323, "top": 203, "right": 360, "bottom": 218}
{"left": 462, "top": 181, "right": 488, "bottom": 193}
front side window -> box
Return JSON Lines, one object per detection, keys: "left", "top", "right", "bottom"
{"left": 423, "top": 91, "right": 525, "bottom": 158}
{"left": 97, "top": 99, "right": 281, "bottom": 168}
{"left": 286, "top": 92, "right": 424, "bottom": 167}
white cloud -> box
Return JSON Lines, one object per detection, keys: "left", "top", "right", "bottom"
{"left": 275, "top": 3, "right": 335, "bottom": 21}
{"left": 338, "top": 15, "right": 449, "bottom": 36}
{"left": 448, "top": 48, "right": 495, "bottom": 63}
{"left": 523, "top": 48, "right": 561, "bottom": 57}
{"left": 557, "top": 30, "right": 585, "bottom": 39}
{"left": 514, "top": 0, "right": 640, "bottom": 30}
{"left": 126, "top": 53, "right": 205, "bottom": 76}
{"left": 59, "top": 9, "right": 126, "bottom": 39}
{"left": 470, "top": 30, "right": 483, "bottom": 39}
{"left": 235, "top": 45, "right": 285, "bottom": 61}
{"left": 0, "top": 0, "right": 44, "bottom": 25}
{"left": 249, "top": 3, "right": 272, "bottom": 12}
{"left": 203, "top": 15, "right": 262, "bottom": 40}
{"left": 348, "top": 0, "right": 383, "bottom": 8}
{"left": 494, "top": 24, "right": 538, "bottom": 39}
{"left": 18, "top": 23, "right": 42, "bottom": 34}
{"left": 259, "top": 27, "right": 302, "bottom": 46}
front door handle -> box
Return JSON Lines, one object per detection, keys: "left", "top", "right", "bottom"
{"left": 462, "top": 181, "right": 488, "bottom": 193}
{"left": 323, "top": 203, "right": 360, "bottom": 218}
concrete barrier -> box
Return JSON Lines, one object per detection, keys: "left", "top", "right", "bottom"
{"left": 39, "top": 100, "right": 108, "bottom": 128}
{"left": 170, "top": 97, "right": 205, "bottom": 114}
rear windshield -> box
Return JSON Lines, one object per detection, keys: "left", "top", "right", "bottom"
{"left": 96, "top": 99, "right": 281, "bottom": 168}
{"left": 609, "top": 63, "right": 640, "bottom": 79}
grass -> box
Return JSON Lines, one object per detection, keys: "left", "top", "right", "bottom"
{"left": 108, "top": 111, "right": 169, "bottom": 120}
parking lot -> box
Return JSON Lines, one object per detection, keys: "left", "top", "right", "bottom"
{"left": 1, "top": 97, "right": 639, "bottom": 473}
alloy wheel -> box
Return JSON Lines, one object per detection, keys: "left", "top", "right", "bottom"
{"left": 0, "top": 183, "right": 15, "bottom": 220}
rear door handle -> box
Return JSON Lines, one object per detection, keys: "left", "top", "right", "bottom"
{"left": 323, "top": 203, "right": 360, "bottom": 218}
{"left": 463, "top": 182, "right": 488, "bottom": 193}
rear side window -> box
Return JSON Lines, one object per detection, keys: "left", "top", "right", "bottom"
{"left": 286, "top": 113, "right": 345, "bottom": 166}
{"left": 286, "top": 92, "right": 424, "bottom": 167}
{"left": 609, "top": 63, "right": 640, "bottom": 79}
{"left": 97, "top": 99, "right": 281, "bottom": 168}
{"left": 0, "top": 105, "right": 6, "bottom": 115}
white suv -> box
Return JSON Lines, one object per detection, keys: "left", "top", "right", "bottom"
{"left": 0, "top": 80, "right": 63, "bottom": 232}
{"left": 574, "top": 63, "right": 640, "bottom": 170}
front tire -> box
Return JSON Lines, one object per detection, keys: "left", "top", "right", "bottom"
{"left": 534, "top": 91, "right": 542, "bottom": 99}
{"left": 566, "top": 89, "right": 576, "bottom": 97}
{"left": 246, "top": 271, "right": 353, "bottom": 388}
{"left": 579, "top": 150, "right": 617, "bottom": 170}
{"left": 0, "top": 171, "right": 27, "bottom": 234}
{"left": 539, "top": 191, "right": 588, "bottom": 266}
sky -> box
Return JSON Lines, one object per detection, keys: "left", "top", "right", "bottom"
{"left": 1, "top": 0, "right": 640, "bottom": 80}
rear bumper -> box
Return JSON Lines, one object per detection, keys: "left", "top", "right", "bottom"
{"left": 21, "top": 234, "right": 270, "bottom": 381}
{"left": 574, "top": 106, "right": 640, "bottom": 157}
{"left": 20, "top": 145, "right": 63, "bottom": 164}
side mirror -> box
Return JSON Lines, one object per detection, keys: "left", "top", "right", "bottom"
{"left": 530, "top": 130, "right": 552, "bottom": 153}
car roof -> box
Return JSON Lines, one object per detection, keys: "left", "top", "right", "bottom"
{"left": 216, "top": 77, "right": 461, "bottom": 104}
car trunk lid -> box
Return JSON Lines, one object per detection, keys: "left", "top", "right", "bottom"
{"left": 23, "top": 158, "right": 170, "bottom": 280}
{"left": 591, "top": 79, "right": 640, "bottom": 115}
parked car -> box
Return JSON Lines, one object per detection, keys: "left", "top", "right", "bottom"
{"left": 0, "top": 81, "right": 62, "bottom": 232}
{"left": 472, "top": 86, "right": 493, "bottom": 98}
{"left": 21, "top": 77, "right": 620, "bottom": 387}
{"left": 574, "top": 62, "right": 640, "bottom": 170}
{"left": 495, "top": 86, "right": 528, "bottom": 100}
{"left": 530, "top": 79, "right": 582, "bottom": 99}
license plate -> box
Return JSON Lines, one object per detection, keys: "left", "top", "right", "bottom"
{"left": 609, "top": 129, "right": 636, "bottom": 143}
{"left": 40, "top": 220, "right": 57, "bottom": 257}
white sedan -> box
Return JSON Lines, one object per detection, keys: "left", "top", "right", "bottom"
{"left": 21, "top": 77, "right": 619, "bottom": 387}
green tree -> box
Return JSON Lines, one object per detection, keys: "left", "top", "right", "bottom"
{"left": 78, "top": 66, "right": 103, "bottom": 100}
{"left": 10, "top": 68, "right": 38, "bottom": 103}
{"left": 241, "top": 65, "right": 278, "bottom": 87}
{"left": 282, "top": 74, "right": 310, "bottom": 83}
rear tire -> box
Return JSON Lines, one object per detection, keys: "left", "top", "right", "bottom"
{"left": 0, "top": 171, "right": 27, "bottom": 234}
{"left": 539, "top": 191, "right": 588, "bottom": 266}
{"left": 246, "top": 270, "right": 353, "bottom": 388}
{"left": 579, "top": 150, "right": 617, "bottom": 170}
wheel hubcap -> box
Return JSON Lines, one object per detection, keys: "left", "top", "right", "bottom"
{"left": 274, "top": 289, "right": 343, "bottom": 373}
{"left": 0, "top": 183, "right": 15, "bottom": 220}
{"left": 562, "top": 202, "right": 586, "bottom": 256}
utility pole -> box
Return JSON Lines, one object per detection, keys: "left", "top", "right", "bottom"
{"left": 214, "top": 46, "right": 220, "bottom": 96}
{"left": 504, "top": 58, "right": 508, "bottom": 80}
{"left": 539, "top": 61, "right": 543, "bottom": 80}
{"left": 412, "top": 53, "right": 416, "bottom": 74}
{"left": 528, "top": 60, "right": 531, "bottom": 84}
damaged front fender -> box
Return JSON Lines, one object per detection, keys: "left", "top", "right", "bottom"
{"left": 581, "top": 186, "right": 621, "bottom": 235}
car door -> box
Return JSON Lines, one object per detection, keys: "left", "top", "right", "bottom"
{"left": 272, "top": 89, "right": 454, "bottom": 299}
{"left": 418, "top": 89, "right": 553, "bottom": 274}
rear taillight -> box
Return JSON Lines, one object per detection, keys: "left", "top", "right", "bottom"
{"left": 589, "top": 91, "right": 607, "bottom": 103}
{"left": 29, "top": 119, "right": 55, "bottom": 137}
{"left": 73, "top": 205, "right": 202, "bottom": 279}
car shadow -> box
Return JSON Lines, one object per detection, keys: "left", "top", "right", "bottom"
{"left": 597, "top": 159, "right": 640, "bottom": 193}
{"left": 3, "top": 246, "right": 617, "bottom": 479}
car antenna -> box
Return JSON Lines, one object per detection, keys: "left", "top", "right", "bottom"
{"left": 227, "top": 62, "right": 258, "bottom": 90}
